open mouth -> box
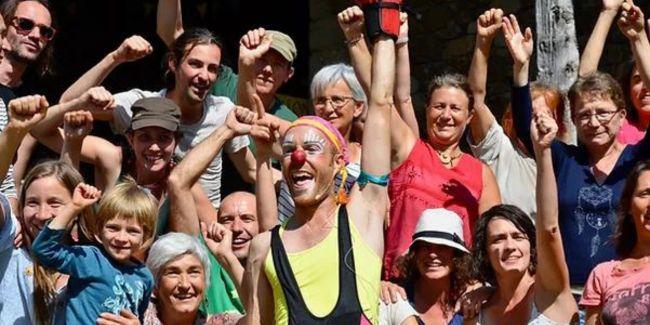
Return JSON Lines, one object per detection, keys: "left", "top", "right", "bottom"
{"left": 291, "top": 171, "right": 314, "bottom": 191}
{"left": 232, "top": 237, "right": 250, "bottom": 247}
{"left": 172, "top": 293, "right": 197, "bottom": 301}
{"left": 144, "top": 154, "right": 163, "bottom": 164}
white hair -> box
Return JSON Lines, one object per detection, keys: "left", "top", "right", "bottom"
{"left": 146, "top": 232, "right": 211, "bottom": 288}
{"left": 310, "top": 63, "right": 367, "bottom": 106}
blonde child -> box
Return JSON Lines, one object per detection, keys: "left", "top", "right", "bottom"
{"left": 33, "top": 179, "right": 158, "bottom": 324}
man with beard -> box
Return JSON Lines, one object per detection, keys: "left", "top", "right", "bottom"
{"left": 0, "top": 0, "right": 55, "bottom": 207}
{"left": 51, "top": 28, "right": 259, "bottom": 208}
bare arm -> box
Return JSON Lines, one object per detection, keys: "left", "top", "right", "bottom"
{"left": 579, "top": 0, "right": 624, "bottom": 76}
{"left": 619, "top": 2, "right": 650, "bottom": 91}
{"left": 338, "top": 6, "right": 372, "bottom": 95}
{"left": 156, "top": 0, "right": 184, "bottom": 47}
{"left": 468, "top": 9, "right": 502, "bottom": 144}
{"left": 60, "top": 111, "right": 94, "bottom": 170}
{"left": 585, "top": 307, "right": 601, "bottom": 325}
{"left": 394, "top": 13, "right": 419, "bottom": 137}
{"left": 228, "top": 147, "right": 257, "bottom": 184}
{"left": 239, "top": 233, "right": 274, "bottom": 324}
{"left": 253, "top": 127, "right": 280, "bottom": 231}
{"left": 59, "top": 36, "right": 152, "bottom": 103}
{"left": 532, "top": 113, "right": 571, "bottom": 294}
{"left": 478, "top": 164, "right": 500, "bottom": 214}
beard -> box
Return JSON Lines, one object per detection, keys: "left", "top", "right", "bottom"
{"left": 7, "top": 37, "right": 42, "bottom": 64}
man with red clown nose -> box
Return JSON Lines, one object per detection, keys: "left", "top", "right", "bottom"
{"left": 239, "top": 1, "right": 398, "bottom": 322}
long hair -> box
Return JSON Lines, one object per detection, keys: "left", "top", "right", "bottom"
{"left": 618, "top": 59, "right": 640, "bottom": 124}
{"left": 614, "top": 160, "right": 650, "bottom": 258}
{"left": 471, "top": 205, "right": 537, "bottom": 285}
{"left": 0, "top": 0, "right": 56, "bottom": 76}
{"left": 396, "top": 243, "right": 472, "bottom": 312}
{"left": 19, "top": 161, "right": 83, "bottom": 325}
{"left": 162, "top": 28, "right": 222, "bottom": 90}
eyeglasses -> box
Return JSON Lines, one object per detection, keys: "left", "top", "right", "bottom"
{"left": 575, "top": 109, "right": 621, "bottom": 124}
{"left": 11, "top": 17, "right": 56, "bottom": 41}
{"left": 313, "top": 96, "right": 354, "bottom": 109}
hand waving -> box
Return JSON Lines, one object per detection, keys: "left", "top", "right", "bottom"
{"left": 502, "top": 14, "right": 534, "bottom": 66}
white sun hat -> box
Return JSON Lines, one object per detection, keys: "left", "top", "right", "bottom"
{"left": 409, "top": 208, "right": 469, "bottom": 254}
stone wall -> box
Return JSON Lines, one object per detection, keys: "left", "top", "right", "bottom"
{"left": 310, "top": 0, "right": 650, "bottom": 123}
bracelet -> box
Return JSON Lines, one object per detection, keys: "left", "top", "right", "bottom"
{"left": 396, "top": 36, "right": 409, "bottom": 45}
{"left": 357, "top": 170, "right": 390, "bottom": 187}
{"left": 345, "top": 34, "right": 363, "bottom": 46}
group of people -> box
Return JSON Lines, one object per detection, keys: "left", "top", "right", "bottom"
{"left": 1, "top": 0, "right": 649, "bottom": 324}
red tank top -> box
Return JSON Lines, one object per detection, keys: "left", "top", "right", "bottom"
{"left": 384, "top": 140, "right": 483, "bottom": 280}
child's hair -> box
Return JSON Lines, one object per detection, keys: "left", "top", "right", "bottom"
{"left": 19, "top": 161, "right": 83, "bottom": 325}
{"left": 93, "top": 177, "right": 159, "bottom": 250}
{"left": 568, "top": 71, "right": 626, "bottom": 116}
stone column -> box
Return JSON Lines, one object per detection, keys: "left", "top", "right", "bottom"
{"left": 536, "top": 0, "right": 579, "bottom": 144}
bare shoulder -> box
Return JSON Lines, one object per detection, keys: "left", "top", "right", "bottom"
{"left": 248, "top": 231, "right": 272, "bottom": 264}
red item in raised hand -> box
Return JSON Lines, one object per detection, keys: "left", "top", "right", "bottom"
{"left": 355, "top": 0, "right": 402, "bottom": 40}
{"left": 291, "top": 149, "right": 306, "bottom": 167}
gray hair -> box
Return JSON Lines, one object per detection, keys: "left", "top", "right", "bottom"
{"left": 310, "top": 63, "right": 367, "bottom": 106}
{"left": 146, "top": 232, "right": 211, "bottom": 288}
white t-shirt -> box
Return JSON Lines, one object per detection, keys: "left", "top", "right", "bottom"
{"left": 379, "top": 298, "right": 418, "bottom": 325}
{"left": 0, "top": 193, "right": 34, "bottom": 324}
{"left": 0, "top": 99, "right": 17, "bottom": 199}
{"left": 112, "top": 89, "right": 250, "bottom": 207}
{"left": 468, "top": 120, "right": 537, "bottom": 220}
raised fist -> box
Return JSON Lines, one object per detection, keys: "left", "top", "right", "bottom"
{"left": 71, "top": 183, "right": 101, "bottom": 210}
{"left": 7, "top": 95, "right": 49, "bottom": 132}
{"left": 618, "top": 0, "right": 645, "bottom": 40}
{"left": 63, "top": 110, "right": 93, "bottom": 142}
{"left": 239, "top": 28, "right": 273, "bottom": 66}
{"left": 338, "top": 6, "right": 365, "bottom": 41}
{"left": 113, "top": 35, "right": 153, "bottom": 63}
{"left": 80, "top": 87, "right": 114, "bottom": 113}
{"left": 476, "top": 8, "right": 503, "bottom": 45}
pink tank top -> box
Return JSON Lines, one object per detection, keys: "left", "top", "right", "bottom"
{"left": 384, "top": 140, "right": 483, "bottom": 280}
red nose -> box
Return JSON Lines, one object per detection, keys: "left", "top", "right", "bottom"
{"left": 291, "top": 150, "right": 306, "bottom": 166}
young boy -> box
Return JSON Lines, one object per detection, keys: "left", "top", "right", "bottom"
{"left": 32, "top": 179, "right": 158, "bottom": 323}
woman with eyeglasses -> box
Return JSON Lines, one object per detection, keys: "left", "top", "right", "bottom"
{"left": 513, "top": 2, "right": 650, "bottom": 291}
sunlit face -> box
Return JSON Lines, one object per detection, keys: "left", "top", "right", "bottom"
{"left": 486, "top": 217, "right": 531, "bottom": 278}
{"left": 313, "top": 79, "right": 363, "bottom": 139}
{"left": 6, "top": 1, "right": 52, "bottom": 62}
{"left": 96, "top": 217, "right": 145, "bottom": 263}
{"left": 128, "top": 127, "right": 176, "bottom": 176}
{"left": 426, "top": 87, "right": 472, "bottom": 146}
{"left": 218, "top": 193, "right": 258, "bottom": 260}
{"left": 254, "top": 50, "right": 293, "bottom": 97}
{"left": 156, "top": 254, "right": 206, "bottom": 316}
{"left": 572, "top": 94, "right": 625, "bottom": 149}
{"left": 171, "top": 44, "right": 220, "bottom": 105}
{"left": 629, "top": 170, "right": 650, "bottom": 239}
{"left": 629, "top": 66, "right": 650, "bottom": 124}
{"left": 413, "top": 242, "right": 455, "bottom": 281}
{"left": 22, "top": 176, "right": 72, "bottom": 239}
{"left": 281, "top": 126, "right": 342, "bottom": 207}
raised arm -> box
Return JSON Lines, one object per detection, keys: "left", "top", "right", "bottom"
{"left": 0, "top": 97, "right": 47, "bottom": 227}
{"left": 59, "top": 36, "right": 152, "bottom": 103}
{"left": 468, "top": 8, "right": 502, "bottom": 144}
{"left": 338, "top": 6, "right": 372, "bottom": 95}
{"left": 579, "top": 0, "right": 625, "bottom": 76}
{"left": 532, "top": 112, "right": 571, "bottom": 295}
{"left": 394, "top": 13, "right": 419, "bottom": 137}
{"left": 503, "top": 14, "right": 535, "bottom": 155}
{"left": 619, "top": 1, "right": 650, "bottom": 92}
{"left": 156, "top": 0, "right": 184, "bottom": 47}
{"left": 202, "top": 221, "right": 245, "bottom": 297}
{"left": 167, "top": 107, "right": 257, "bottom": 235}
{"left": 60, "top": 111, "right": 94, "bottom": 170}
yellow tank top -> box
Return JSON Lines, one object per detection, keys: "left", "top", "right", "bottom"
{"left": 263, "top": 210, "right": 381, "bottom": 324}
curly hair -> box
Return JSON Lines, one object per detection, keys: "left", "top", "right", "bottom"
{"left": 471, "top": 204, "right": 537, "bottom": 285}
{"left": 396, "top": 242, "right": 473, "bottom": 312}
{"left": 614, "top": 160, "right": 650, "bottom": 258}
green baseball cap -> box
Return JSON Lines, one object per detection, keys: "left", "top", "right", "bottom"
{"left": 267, "top": 30, "right": 297, "bottom": 63}
{"left": 130, "top": 97, "right": 181, "bottom": 132}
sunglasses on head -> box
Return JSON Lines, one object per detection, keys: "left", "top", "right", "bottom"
{"left": 11, "top": 17, "right": 55, "bottom": 41}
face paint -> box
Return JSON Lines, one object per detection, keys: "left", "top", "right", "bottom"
{"left": 302, "top": 129, "right": 327, "bottom": 156}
